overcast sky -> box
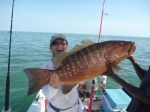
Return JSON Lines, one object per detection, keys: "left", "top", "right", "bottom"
{"left": 0, "top": 0, "right": 150, "bottom": 37}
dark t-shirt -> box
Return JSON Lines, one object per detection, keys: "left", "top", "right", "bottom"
{"left": 126, "top": 66, "right": 150, "bottom": 112}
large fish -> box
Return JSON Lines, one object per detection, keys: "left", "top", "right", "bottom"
{"left": 24, "top": 40, "right": 136, "bottom": 95}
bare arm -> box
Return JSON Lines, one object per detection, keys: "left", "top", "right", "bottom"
{"left": 128, "top": 56, "right": 146, "bottom": 81}
{"left": 106, "top": 63, "right": 150, "bottom": 105}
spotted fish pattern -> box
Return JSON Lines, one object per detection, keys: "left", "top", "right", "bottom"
{"left": 24, "top": 40, "right": 136, "bottom": 95}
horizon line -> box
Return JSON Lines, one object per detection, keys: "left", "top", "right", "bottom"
{"left": 0, "top": 30, "right": 150, "bottom": 38}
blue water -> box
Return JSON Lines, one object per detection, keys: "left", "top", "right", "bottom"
{"left": 0, "top": 31, "right": 150, "bottom": 111}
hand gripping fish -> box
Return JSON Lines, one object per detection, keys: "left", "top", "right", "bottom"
{"left": 24, "top": 40, "right": 136, "bottom": 95}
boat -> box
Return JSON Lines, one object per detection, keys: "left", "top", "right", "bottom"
{"left": 27, "top": 77, "right": 131, "bottom": 112}
{"left": 81, "top": 89, "right": 131, "bottom": 112}
{"left": 80, "top": 77, "right": 131, "bottom": 112}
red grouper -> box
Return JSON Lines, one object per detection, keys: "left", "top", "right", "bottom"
{"left": 24, "top": 40, "right": 136, "bottom": 95}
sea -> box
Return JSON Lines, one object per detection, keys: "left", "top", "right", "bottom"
{"left": 0, "top": 31, "right": 150, "bottom": 112}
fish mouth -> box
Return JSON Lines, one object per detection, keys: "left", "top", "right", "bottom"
{"left": 127, "top": 42, "right": 136, "bottom": 56}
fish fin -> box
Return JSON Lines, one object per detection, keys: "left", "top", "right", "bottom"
{"left": 24, "top": 68, "right": 54, "bottom": 95}
{"left": 103, "top": 65, "right": 122, "bottom": 75}
{"left": 71, "top": 39, "right": 94, "bottom": 53}
{"left": 111, "top": 65, "right": 122, "bottom": 74}
{"left": 53, "top": 39, "right": 94, "bottom": 68}
{"left": 53, "top": 53, "right": 68, "bottom": 69}
{"left": 61, "top": 84, "right": 77, "bottom": 94}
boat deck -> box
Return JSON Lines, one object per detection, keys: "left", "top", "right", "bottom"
{"left": 83, "top": 97, "right": 103, "bottom": 112}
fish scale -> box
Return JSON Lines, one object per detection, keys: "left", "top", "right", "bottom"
{"left": 24, "top": 40, "right": 136, "bottom": 95}
{"left": 60, "top": 44, "right": 106, "bottom": 83}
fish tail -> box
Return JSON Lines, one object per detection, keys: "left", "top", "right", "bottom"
{"left": 24, "top": 68, "right": 56, "bottom": 95}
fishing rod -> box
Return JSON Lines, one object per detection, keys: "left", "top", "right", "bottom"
{"left": 88, "top": 0, "right": 106, "bottom": 111}
{"left": 3, "top": 0, "right": 15, "bottom": 111}
{"left": 98, "top": 0, "right": 106, "bottom": 42}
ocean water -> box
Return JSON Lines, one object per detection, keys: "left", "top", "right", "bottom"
{"left": 0, "top": 31, "right": 150, "bottom": 111}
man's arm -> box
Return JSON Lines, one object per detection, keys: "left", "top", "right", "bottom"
{"left": 105, "top": 63, "right": 150, "bottom": 105}
{"left": 128, "top": 56, "right": 146, "bottom": 81}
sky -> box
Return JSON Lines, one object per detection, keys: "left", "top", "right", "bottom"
{"left": 0, "top": 0, "right": 150, "bottom": 37}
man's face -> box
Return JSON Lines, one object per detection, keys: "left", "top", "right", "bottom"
{"left": 50, "top": 38, "right": 68, "bottom": 56}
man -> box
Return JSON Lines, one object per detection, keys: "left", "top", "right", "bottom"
{"left": 28, "top": 34, "right": 84, "bottom": 112}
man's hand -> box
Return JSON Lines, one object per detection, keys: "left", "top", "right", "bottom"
{"left": 127, "top": 55, "right": 136, "bottom": 63}
{"left": 105, "top": 62, "right": 116, "bottom": 78}
{"left": 128, "top": 42, "right": 136, "bottom": 56}
{"left": 49, "top": 74, "right": 60, "bottom": 88}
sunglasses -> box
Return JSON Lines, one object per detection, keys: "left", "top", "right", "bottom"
{"left": 51, "top": 40, "right": 68, "bottom": 46}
